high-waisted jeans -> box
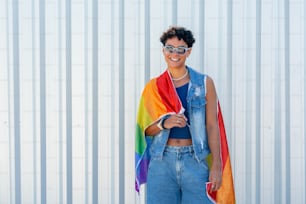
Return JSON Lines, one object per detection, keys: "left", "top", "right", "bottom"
{"left": 146, "top": 145, "right": 213, "bottom": 204}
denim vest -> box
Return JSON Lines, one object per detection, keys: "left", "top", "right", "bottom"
{"left": 149, "top": 67, "right": 210, "bottom": 162}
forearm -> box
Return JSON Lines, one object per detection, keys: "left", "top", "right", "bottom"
{"left": 145, "top": 121, "right": 161, "bottom": 136}
{"left": 207, "top": 126, "right": 221, "bottom": 166}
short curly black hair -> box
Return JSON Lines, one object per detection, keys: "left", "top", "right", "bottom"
{"left": 160, "top": 26, "right": 195, "bottom": 48}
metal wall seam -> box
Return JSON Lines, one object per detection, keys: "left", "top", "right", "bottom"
{"left": 119, "top": 0, "right": 125, "bottom": 203}
{"left": 274, "top": 0, "right": 282, "bottom": 203}
{"left": 84, "top": 0, "right": 89, "bottom": 203}
{"left": 12, "top": 0, "right": 21, "bottom": 203}
{"left": 255, "top": 0, "right": 262, "bottom": 203}
{"left": 92, "top": 0, "right": 99, "bottom": 203}
{"left": 65, "top": 0, "right": 72, "bottom": 203}
{"left": 284, "top": 0, "right": 291, "bottom": 203}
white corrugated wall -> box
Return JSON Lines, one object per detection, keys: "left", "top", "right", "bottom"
{"left": 0, "top": 0, "right": 305, "bottom": 203}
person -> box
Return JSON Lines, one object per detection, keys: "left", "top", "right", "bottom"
{"left": 135, "top": 26, "right": 223, "bottom": 204}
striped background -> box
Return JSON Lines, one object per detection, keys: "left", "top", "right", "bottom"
{"left": 0, "top": 0, "right": 305, "bottom": 203}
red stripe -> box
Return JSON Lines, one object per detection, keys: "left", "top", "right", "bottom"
{"left": 156, "top": 71, "right": 181, "bottom": 113}
{"left": 218, "top": 102, "right": 229, "bottom": 170}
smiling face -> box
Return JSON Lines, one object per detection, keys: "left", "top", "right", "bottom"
{"left": 163, "top": 37, "right": 191, "bottom": 70}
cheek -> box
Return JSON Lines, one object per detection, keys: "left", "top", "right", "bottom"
{"left": 164, "top": 54, "right": 171, "bottom": 61}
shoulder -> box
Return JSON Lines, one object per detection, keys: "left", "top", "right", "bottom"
{"left": 205, "top": 75, "right": 217, "bottom": 97}
{"left": 205, "top": 75, "right": 214, "bottom": 85}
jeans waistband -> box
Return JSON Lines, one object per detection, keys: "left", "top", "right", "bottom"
{"left": 164, "top": 145, "right": 194, "bottom": 153}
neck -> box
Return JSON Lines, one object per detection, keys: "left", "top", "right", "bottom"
{"left": 169, "top": 68, "right": 188, "bottom": 81}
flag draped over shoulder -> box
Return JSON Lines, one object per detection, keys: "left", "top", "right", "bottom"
{"left": 135, "top": 70, "right": 183, "bottom": 192}
{"left": 135, "top": 70, "right": 235, "bottom": 204}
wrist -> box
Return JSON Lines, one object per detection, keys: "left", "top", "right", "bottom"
{"left": 212, "top": 158, "right": 222, "bottom": 167}
{"left": 157, "top": 118, "right": 164, "bottom": 130}
{"left": 157, "top": 115, "right": 170, "bottom": 130}
{"left": 161, "top": 117, "right": 167, "bottom": 129}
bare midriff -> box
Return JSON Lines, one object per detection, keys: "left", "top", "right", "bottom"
{"left": 167, "top": 138, "right": 192, "bottom": 146}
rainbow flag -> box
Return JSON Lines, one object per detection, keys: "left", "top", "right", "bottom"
{"left": 135, "top": 70, "right": 235, "bottom": 204}
{"left": 206, "top": 102, "right": 236, "bottom": 204}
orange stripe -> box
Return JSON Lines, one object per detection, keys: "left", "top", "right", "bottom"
{"left": 142, "top": 79, "right": 167, "bottom": 120}
{"left": 216, "top": 158, "right": 236, "bottom": 204}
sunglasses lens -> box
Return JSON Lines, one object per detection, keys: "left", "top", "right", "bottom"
{"left": 177, "top": 47, "right": 186, "bottom": 54}
{"left": 165, "top": 46, "right": 174, "bottom": 53}
{"left": 164, "top": 46, "right": 188, "bottom": 55}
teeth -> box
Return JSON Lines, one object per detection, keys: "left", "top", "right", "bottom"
{"left": 170, "top": 58, "right": 179, "bottom": 62}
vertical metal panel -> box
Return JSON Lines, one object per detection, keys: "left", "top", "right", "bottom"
{"left": 5, "top": 0, "right": 13, "bottom": 203}
{"left": 65, "top": 0, "right": 73, "bottom": 203}
{"left": 84, "top": 0, "right": 89, "bottom": 203}
{"left": 12, "top": 0, "right": 21, "bottom": 203}
{"left": 110, "top": 1, "right": 115, "bottom": 203}
{"left": 255, "top": 0, "right": 262, "bottom": 203}
{"left": 57, "top": 0, "right": 64, "bottom": 204}
{"left": 227, "top": 0, "right": 233, "bottom": 149}
{"left": 92, "top": 0, "right": 99, "bottom": 203}
{"left": 284, "top": 0, "right": 291, "bottom": 203}
{"left": 57, "top": 0, "right": 64, "bottom": 203}
{"left": 39, "top": 0, "right": 47, "bottom": 203}
{"left": 145, "top": 0, "right": 150, "bottom": 83}
{"left": 304, "top": 1, "right": 306, "bottom": 202}
{"left": 31, "top": 0, "right": 38, "bottom": 203}
{"left": 199, "top": 0, "right": 205, "bottom": 73}
{"left": 119, "top": 0, "right": 125, "bottom": 203}
{"left": 172, "top": 0, "right": 177, "bottom": 25}
{"left": 244, "top": 0, "right": 253, "bottom": 202}
{"left": 274, "top": 0, "right": 282, "bottom": 203}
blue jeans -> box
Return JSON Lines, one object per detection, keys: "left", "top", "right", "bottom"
{"left": 146, "top": 145, "right": 213, "bottom": 204}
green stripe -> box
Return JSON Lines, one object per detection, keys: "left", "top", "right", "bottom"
{"left": 135, "top": 124, "right": 146, "bottom": 154}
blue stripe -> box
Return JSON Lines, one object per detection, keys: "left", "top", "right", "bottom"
{"left": 284, "top": 0, "right": 291, "bottom": 203}
{"left": 66, "top": 0, "right": 73, "bottom": 203}
{"left": 119, "top": 0, "right": 125, "bottom": 203}
{"left": 92, "top": 0, "right": 99, "bottom": 203}
{"left": 255, "top": 0, "right": 262, "bottom": 203}
{"left": 39, "top": 0, "right": 47, "bottom": 203}
{"left": 12, "top": 0, "right": 21, "bottom": 203}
